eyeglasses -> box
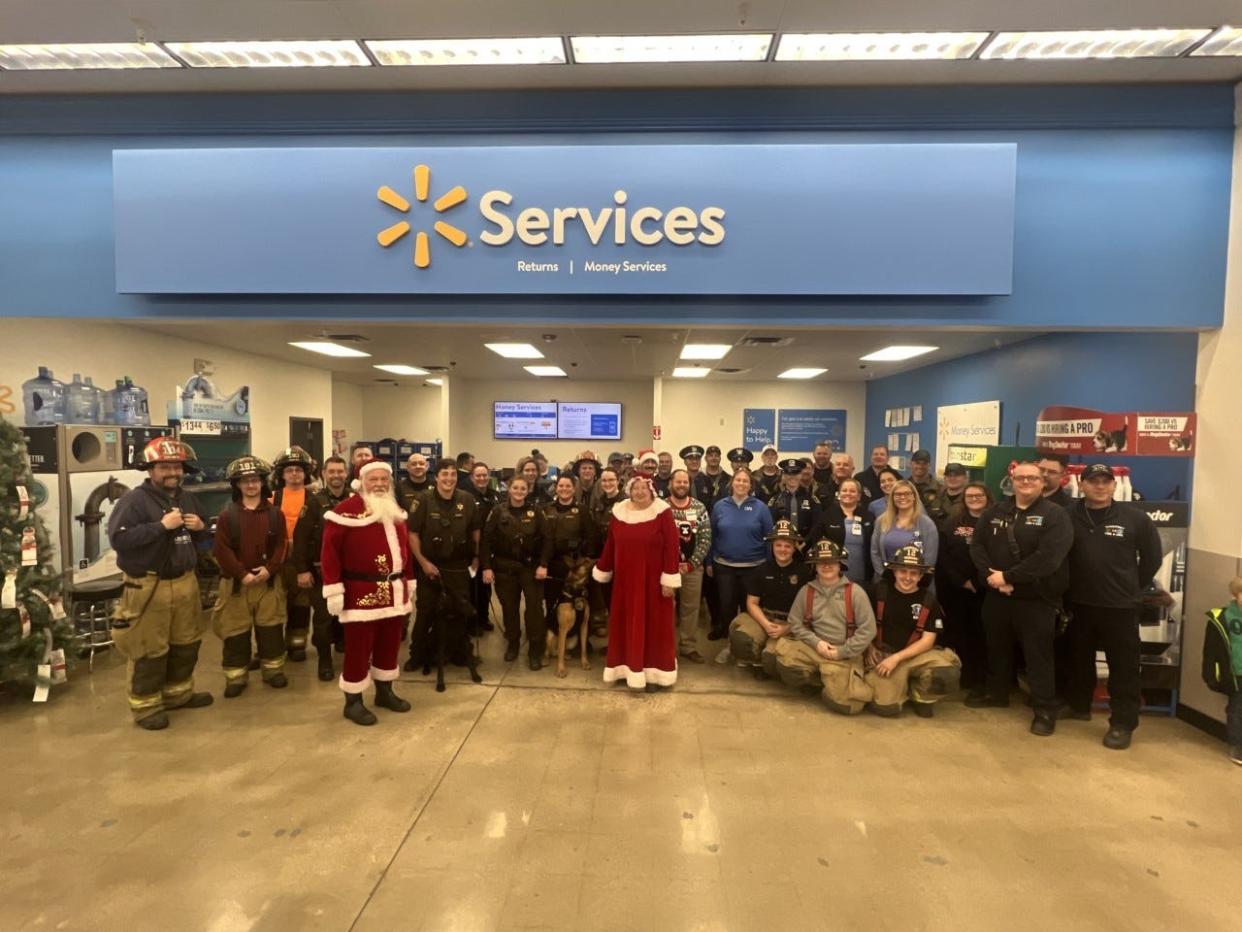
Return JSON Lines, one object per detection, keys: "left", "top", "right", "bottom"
{"left": 1012, "top": 475, "right": 1042, "bottom": 483}
{"left": 964, "top": 493, "right": 988, "bottom": 500}
{"left": 892, "top": 491, "right": 915, "bottom": 498}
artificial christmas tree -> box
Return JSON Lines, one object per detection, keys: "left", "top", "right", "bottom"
{"left": 0, "top": 416, "right": 74, "bottom": 694}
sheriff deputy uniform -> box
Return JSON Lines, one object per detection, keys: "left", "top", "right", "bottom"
{"left": 106, "top": 437, "right": 213, "bottom": 730}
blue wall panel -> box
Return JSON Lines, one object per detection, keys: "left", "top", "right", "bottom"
{"left": 863, "top": 332, "right": 1198, "bottom": 499}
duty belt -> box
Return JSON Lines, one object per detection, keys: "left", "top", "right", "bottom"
{"left": 342, "top": 570, "right": 403, "bottom": 582}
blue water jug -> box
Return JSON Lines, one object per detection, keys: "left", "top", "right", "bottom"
{"left": 65, "top": 373, "right": 99, "bottom": 424}
{"left": 22, "top": 366, "right": 66, "bottom": 425}
{"left": 129, "top": 378, "right": 151, "bottom": 426}
{"left": 108, "top": 378, "right": 138, "bottom": 425}
{"left": 84, "top": 376, "right": 106, "bottom": 423}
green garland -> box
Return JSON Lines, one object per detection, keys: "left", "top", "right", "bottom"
{"left": 0, "top": 416, "right": 75, "bottom": 684}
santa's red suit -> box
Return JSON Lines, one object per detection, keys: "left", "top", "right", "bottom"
{"left": 592, "top": 497, "right": 682, "bottom": 689}
{"left": 320, "top": 485, "right": 414, "bottom": 695}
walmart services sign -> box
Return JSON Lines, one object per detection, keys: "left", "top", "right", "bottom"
{"left": 113, "top": 143, "right": 1016, "bottom": 295}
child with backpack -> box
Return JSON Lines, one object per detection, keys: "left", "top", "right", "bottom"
{"left": 1202, "top": 576, "right": 1242, "bottom": 765}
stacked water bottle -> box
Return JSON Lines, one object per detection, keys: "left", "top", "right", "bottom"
{"left": 22, "top": 367, "right": 150, "bottom": 426}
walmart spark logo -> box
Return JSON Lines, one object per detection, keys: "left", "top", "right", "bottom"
{"left": 375, "top": 165, "right": 468, "bottom": 269}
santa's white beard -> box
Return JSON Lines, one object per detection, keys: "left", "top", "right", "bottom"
{"left": 362, "top": 491, "right": 404, "bottom": 522}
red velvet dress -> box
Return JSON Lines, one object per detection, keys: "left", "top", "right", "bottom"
{"left": 592, "top": 499, "right": 683, "bottom": 688}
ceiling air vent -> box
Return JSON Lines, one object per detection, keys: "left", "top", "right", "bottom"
{"left": 421, "top": 365, "right": 449, "bottom": 372}
{"left": 620, "top": 335, "right": 643, "bottom": 345}
{"left": 320, "top": 332, "right": 370, "bottom": 343}
{"left": 716, "top": 367, "right": 751, "bottom": 375}
{"left": 738, "top": 336, "right": 793, "bottom": 348}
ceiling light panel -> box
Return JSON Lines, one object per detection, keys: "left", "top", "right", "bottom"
{"left": 859, "top": 346, "right": 939, "bottom": 362}
{"left": 373, "top": 364, "right": 429, "bottom": 376}
{"left": 425, "top": 378, "right": 444, "bottom": 386}
{"left": 366, "top": 37, "right": 565, "bottom": 66}
{"left": 776, "top": 32, "right": 988, "bottom": 61}
{"left": 289, "top": 341, "right": 372, "bottom": 358}
{"left": 1191, "top": 26, "right": 1242, "bottom": 56}
{"left": 524, "top": 366, "right": 567, "bottom": 377}
{"left": 672, "top": 367, "right": 712, "bottom": 378}
{"left": 0, "top": 43, "right": 181, "bottom": 70}
{"left": 571, "top": 34, "right": 772, "bottom": 63}
{"left": 485, "top": 343, "right": 544, "bottom": 359}
{"left": 165, "top": 40, "right": 370, "bottom": 68}
{"left": 980, "top": 29, "right": 1210, "bottom": 60}
{"left": 778, "top": 367, "right": 828, "bottom": 379}
{"left": 679, "top": 344, "right": 732, "bottom": 360}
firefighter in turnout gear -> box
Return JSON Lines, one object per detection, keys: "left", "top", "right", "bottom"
{"left": 212, "top": 456, "right": 289, "bottom": 697}
{"left": 272, "top": 445, "right": 322, "bottom": 662}
{"left": 106, "top": 437, "right": 214, "bottom": 730}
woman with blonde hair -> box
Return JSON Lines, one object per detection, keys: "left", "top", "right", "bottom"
{"left": 870, "top": 479, "right": 939, "bottom": 578}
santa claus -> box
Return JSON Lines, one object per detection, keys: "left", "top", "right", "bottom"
{"left": 321, "top": 460, "right": 414, "bottom": 725}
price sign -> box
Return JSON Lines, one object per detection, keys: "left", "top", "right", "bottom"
{"left": 180, "top": 419, "right": 222, "bottom": 436}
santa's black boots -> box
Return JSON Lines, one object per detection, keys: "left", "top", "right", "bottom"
{"left": 343, "top": 693, "right": 377, "bottom": 726}
{"left": 374, "top": 681, "right": 411, "bottom": 713}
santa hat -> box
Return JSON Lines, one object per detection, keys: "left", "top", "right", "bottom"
{"left": 359, "top": 460, "right": 393, "bottom": 480}
{"left": 635, "top": 448, "right": 658, "bottom": 465}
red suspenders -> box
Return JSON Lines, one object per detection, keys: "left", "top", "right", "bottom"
{"left": 803, "top": 580, "right": 855, "bottom": 640}
{"left": 875, "top": 582, "right": 931, "bottom": 648}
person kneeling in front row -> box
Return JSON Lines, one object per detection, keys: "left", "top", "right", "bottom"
{"left": 864, "top": 546, "right": 961, "bottom": 718}
{"left": 729, "top": 519, "right": 811, "bottom": 679}
{"left": 771, "top": 539, "right": 876, "bottom": 715}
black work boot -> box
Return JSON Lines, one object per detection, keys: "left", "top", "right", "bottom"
{"left": 1102, "top": 727, "right": 1132, "bottom": 750}
{"left": 136, "top": 711, "right": 170, "bottom": 731}
{"left": 374, "top": 681, "right": 411, "bottom": 713}
{"left": 1030, "top": 713, "right": 1056, "bottom": 737}
{"left": 287, "top": 648, "right": 307, "bottom": 662}
{"left": 317, "top": 653, "right": 335, "bottom": 682}
{"left": 223, "top": 682, "right": 247, "bottom": 699}
{"left": 182, "top": 692, "right": 214, "bottom": 708}
{"left": 265, "top": 673, "right": 289, "bottom": 689}
{"left": 343, "top": 693, "right": 377, "bottom": 726}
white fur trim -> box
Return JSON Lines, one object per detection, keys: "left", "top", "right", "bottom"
{"left": 359, "top": 460, "right": 392, "bottom": 479}
{"left": 339, "top": 600, "right": 413, "bottom": 623}
{"left": 610, "top": 497, "right": 671, "bottom": 524}
{"left": 382, "top": 516, "right": 404, "bottom": 576}
{"left": 603, "top": 662, "right": 678, "bottom": 689}
{"left": 323, "top": 506, "right": 407, "bottom": 528}
{"left": 339, "top": 674, "right": 373, "bottom": 694}
{"left": 371, "top": 666, "right": 399, "bottom": 682}
{"left": 660, "top": 572, "right": 682, "bottom": 589}
{"left": 322, "top": 582, "right": 345, "bottom": 598}
{"left": 592, "top": 567, "right": 614, "bottom": 583}
{"left": 350, "top": 478, "right": 361, "bottom": 491}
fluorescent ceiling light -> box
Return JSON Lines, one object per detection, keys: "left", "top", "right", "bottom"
{"left": 776, "top": 32, "right": 988, "bottom": 61}
{"left": 859, "top": 345, "right": 938, "bottom": 362}
{"left": 778, "top": 367, "right": 828, "bottom": 379}
{"left": 679, "top": 344, "right": 732, "bottom": 360}
{"left": 0, "top": 43, "right": 181, "bottom": 70}
{"left": 485, "top": 342, "right": 544, "bottom": 359}
{"left": 373, "top": 364, "right": 429, "bottom": 376}
{"left": 1191, "top": 26, "right": 1242, "bottom": 56}
{"left": 366, "top": 37, "right": 565, "bottom": 66}
{"left": 571, "top": 34, "right": 772, "bottom": 63}
{"left": 672, "top": 367, "right": 712, "bottom": 378}
{"left": 980, "top": 29, "right": 1210, "bottom": 60}
{"left": 524, "top": 365, "right": 567, "bottom": 377}
{"left": 165, "top": 40, "right": 369, "bottom": 68}
{"left": 289, "top": 341, "right": 372, "bottom": 358}
{"left": 425, "top": 378, "right": 444, "bottom": 386}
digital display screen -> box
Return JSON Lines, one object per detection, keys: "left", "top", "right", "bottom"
{"left": 557, "top": 403, "right": 622, "bottom": 441}
{"left": 493, "top": 402, "right": 558, "bottom": 441}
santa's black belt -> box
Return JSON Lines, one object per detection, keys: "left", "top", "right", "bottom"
{"left": 342, "top": 571, "right": 403, "bottom": 582}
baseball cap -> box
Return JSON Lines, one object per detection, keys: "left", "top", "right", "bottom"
{"left": 1081, "top": 463, "right": 1115, "bottom": 481}
{"left": 944, "top": 463, "right": 967, "bottom": 476}
{"left": 911, "top": 449, "right": 931, "bottom": 464}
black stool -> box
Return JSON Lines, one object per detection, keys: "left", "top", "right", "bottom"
{"left": 67, "top": 578, "right": 125, "bottom": 669}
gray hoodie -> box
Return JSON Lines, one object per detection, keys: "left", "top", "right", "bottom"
{"left": 786, "top": 575, "right": 876, "bottom": 659}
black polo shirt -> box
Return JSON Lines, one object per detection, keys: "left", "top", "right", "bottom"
{"left": 746, "top": 558, "right": 813, "bottom": 618}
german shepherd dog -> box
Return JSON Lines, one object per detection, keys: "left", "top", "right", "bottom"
{"left": 419, "top": 572, "right": 483, "bottom": 692}
{"left": 547, "top": 557, "right": 594, "bottom": 678}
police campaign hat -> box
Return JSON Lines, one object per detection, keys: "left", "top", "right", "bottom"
{"left": 765, "top": 518, "right": 804, "bottom": 544}
{"left": 884, "top": 544, "right": 933, "bottom": 572}
{"left": 225, "top": 455, "right": 272, "bottom": 482}
{"left": 778, "top": 457, "right": 808, "bottom": 475}
{"left": 1081, "top": 463, "right": 1115, "bottom": 481}
{"left": 806, "top": 539, "right": 848, "bottom": 565}
{"left": 727, "top": 447, "right": 754, "bottom": 465}
{"left": 680, "top": 445, "right": 705, "bottom": 460}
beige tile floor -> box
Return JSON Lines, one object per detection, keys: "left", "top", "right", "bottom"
{"left": 0, "top": 617, "right": 1236, "bottom": 932}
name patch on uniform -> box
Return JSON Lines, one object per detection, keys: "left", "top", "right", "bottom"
{"left": 1025, "top": 515, "right": 1044, "bottom": 527}
{"left": 1103, "top": 525, "right": 1125, "bottom": 538}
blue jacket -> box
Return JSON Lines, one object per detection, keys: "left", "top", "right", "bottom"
{"left": 709, "top": 495, "right": 774, "bottom": 565}
{"left": 871, "top": 513, "right": 940, "bottom": 577}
